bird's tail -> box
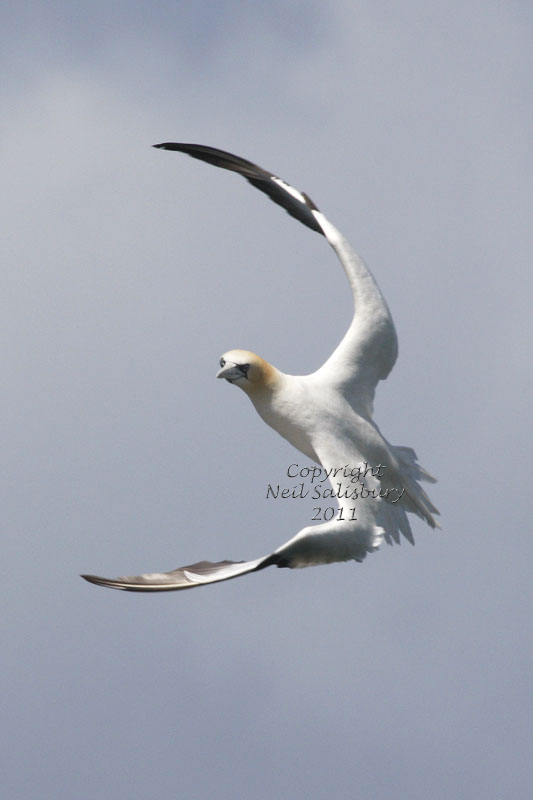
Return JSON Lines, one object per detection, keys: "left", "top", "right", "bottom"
{"left": 392, "top": 444, "right": 440, "bottom": 529}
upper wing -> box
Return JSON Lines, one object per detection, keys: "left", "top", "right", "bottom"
{"left": 153, "top": 143, "right": 323, "bottom": 234}
{"left": 309, "top": 213, "right": 398, "bottom": 417}
{"left": 81, "top": 555, "right": 272, "bottom": 592}
{"left": 154, "top": 143, "right": 397, "bottom": 416}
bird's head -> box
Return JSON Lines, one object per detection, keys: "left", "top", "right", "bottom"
{"left": 216, "top": 349, "right": 278, "bottom": 395}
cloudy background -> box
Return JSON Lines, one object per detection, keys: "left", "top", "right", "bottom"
{"left": 3, "top": 2, "right": 532, "bottom": 798}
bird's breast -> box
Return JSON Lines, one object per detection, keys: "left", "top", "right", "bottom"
{"left": 249, "top": 377, "right": 339, "bottom": 462}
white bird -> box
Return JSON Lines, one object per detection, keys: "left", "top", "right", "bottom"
{"left": 82, "top": 143, "right": 439, "bottom": 592}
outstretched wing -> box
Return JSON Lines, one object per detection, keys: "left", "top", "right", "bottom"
{"left": 154, "top": 143, "right": 397, "bottom": 416}
{"left": 81, "top": 555, "right": 273, "bottom": 592}
{"left": 309, "top": 213, "right": 398, "bottom": 417}
{"left": 81, "top": 515, "right": 383, "bottom": 592}
{"left": 153, "top": 143, "right": 323, "bottom": 234}
{"left": 81, "top": 441, "right": 437, "bottom": 593}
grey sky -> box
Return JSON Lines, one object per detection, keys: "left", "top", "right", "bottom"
{"left": 2, "top": 2, "right": 532, "bottom": 798}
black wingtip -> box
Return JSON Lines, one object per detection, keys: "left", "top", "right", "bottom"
{"left": 150, "top": 142, "right": 325, "bottom": 235}
{"left": 153, "top": 143, "right": 183, "bottom": 150}
{"left": 80, "top": 574, "right": 102, "bottom": 586}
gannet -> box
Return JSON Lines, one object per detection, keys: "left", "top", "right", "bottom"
{"left": 82, "top": 143, "right": 439, "bottom": 592}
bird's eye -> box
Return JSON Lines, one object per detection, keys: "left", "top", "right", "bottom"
{"left": 219, "top": 357, "right": 226, "bottom": 368}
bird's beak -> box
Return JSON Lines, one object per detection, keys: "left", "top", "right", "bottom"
{"left": 216, "top": 362, "right": 243, "bottom": 381}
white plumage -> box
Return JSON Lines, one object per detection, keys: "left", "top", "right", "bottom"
{"left": 82, "top": 144, "right": 439, "bottom": 592}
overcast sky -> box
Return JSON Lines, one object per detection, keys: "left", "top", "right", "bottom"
{"left": 2, "top": 2, "right": 532, "bottom": 799}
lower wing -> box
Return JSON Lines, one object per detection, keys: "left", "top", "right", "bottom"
{"left": 81, "top": 518, "right": 380, "bottom": 591}
{"left": 81, "top": 491, "right": 391, "bottom": 592}
{"left": 81, "top": 555, "right": 274, "bottom": 592}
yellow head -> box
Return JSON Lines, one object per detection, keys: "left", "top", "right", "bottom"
{"left": 216, "top": 349, "right": 279, "bottom": 396}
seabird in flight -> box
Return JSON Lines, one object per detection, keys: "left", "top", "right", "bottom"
{"left": 81, "top": 143, "right": 439, "bottom": 592}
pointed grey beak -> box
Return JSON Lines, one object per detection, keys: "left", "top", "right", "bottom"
{"left": 216, "top": 362, "right": 240, "bottom": 381}
{"left": 216, "top": 362, "right": 250, "bottom": 382}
